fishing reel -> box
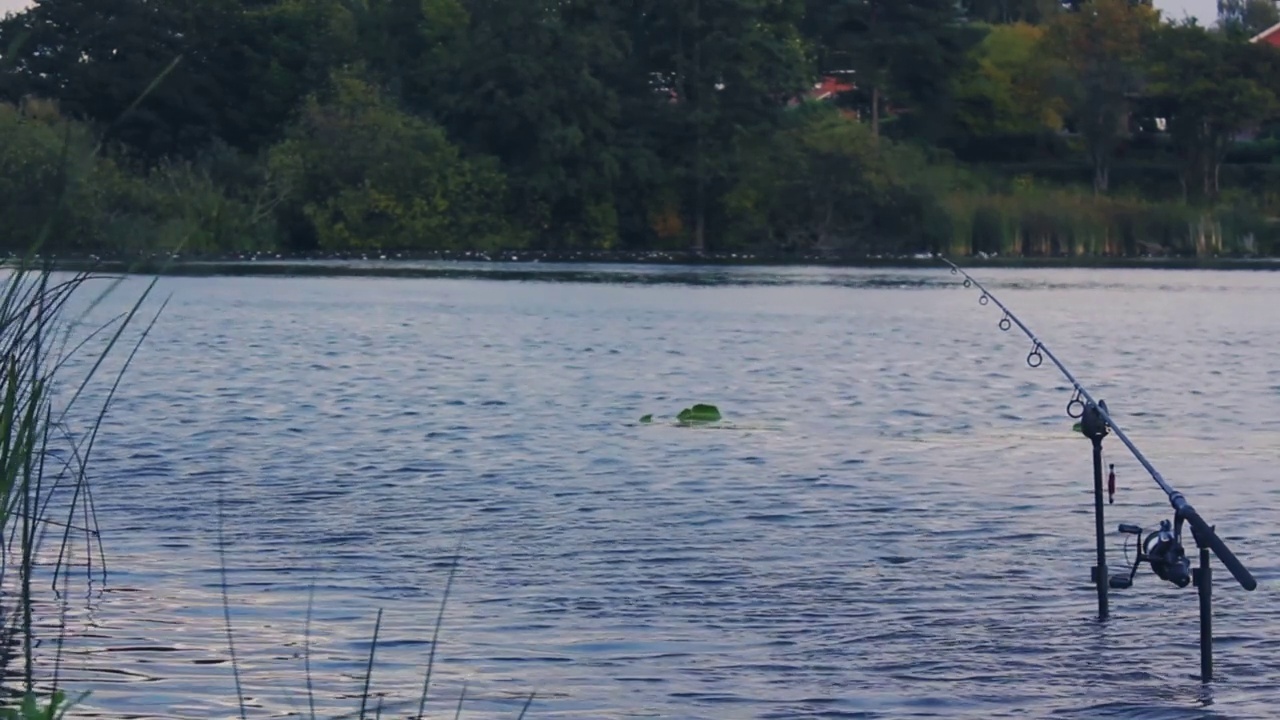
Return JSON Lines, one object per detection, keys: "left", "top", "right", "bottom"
{"left": 1109, "top": 517, "right": 1192, "bottom": 590}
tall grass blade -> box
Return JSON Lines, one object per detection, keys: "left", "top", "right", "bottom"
{"left": 515, "top": 691, "right": 536, "bottom": 720}
{"left": 304, "top": 578, "right": 317, "bottom": 720}
{"left": 50, "top": 536, "right": 73, "bottom": 694}
{"left": 416, "top": 547, "right": 461, "bottom": 718}
{"left": 453, "top": 682, "right": 467, "bottom": 720}
{"left": 48, "top": 293, "right": 167, "bottom": 588}
{"left": 358, "top": 608, "right": 384, "bottom": 720}
{"left": 53, "top": 278, "right": 159, "bottom": 428}
{"left": 217, "top": 497, "right": 247, "bottom": 720}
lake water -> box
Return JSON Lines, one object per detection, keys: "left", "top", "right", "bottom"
{"left": 25, "top": 263, "right": 1280, "bottom": 719}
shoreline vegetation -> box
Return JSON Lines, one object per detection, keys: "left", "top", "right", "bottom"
{"left": 8, "top": 1, "right": 1280, "bottom": 262}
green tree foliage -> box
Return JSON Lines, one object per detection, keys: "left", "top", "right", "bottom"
{"left": 811, "top": 0, "right": 980, "bottom": 140}
{"left": 1147, "top": 21, "right": 1278, "bottom": 201}
{"left": 3, "top": 0, "right": 1280, "bottom": 260}
{"left": 432, "top": 0, "right": 634, "bottom": 251}
{"left": 640, "top": 0, "right": 811, "bottom": 252}
{"left": 959, "top": 0, "right": 1062, "bottom": 23}
{"left": 239, "top": 0, "right": 362, "bottom": 148}
{"left": 1046, "top": 0, "right": 1159, "bottom": 193}
{"left": 726, "top": 106, "right": 952, "bottom": 255}
{"left": 0, "top": 102, "right": 104, "bottom": 253}
{"left": 267, "top": 73, "right": 513, "bottom": 252}
{"left": 357, "top": 0, "right": 468, "bottom": 115}
{"left": 101, "top": 147, "right": 287, "bottom": 256}
{"left": 0, "top": 0, "right": 351, "bottom": 159}
{"left": 0, "top": 101, "right": 277, "bottom": 255}
{"left": 952, "top": 22, "right": 1067, "bottom": 137}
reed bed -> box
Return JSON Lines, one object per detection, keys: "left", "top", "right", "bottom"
{"left": 943, "top": 187, "right": 1279, "bottom": 258}
{"left": 0, "top": 257, "right": 160, "bottom": 717}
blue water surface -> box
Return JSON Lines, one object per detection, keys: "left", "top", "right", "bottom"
{"left": 28, "top": 264, "right": 1280, "bottom": 719}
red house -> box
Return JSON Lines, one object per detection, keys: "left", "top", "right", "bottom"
{"left": 784, "top": 72, "right": 856, "bottom": 111}
{"left": 1249, "top": 22, "right": 1280, "bottom": 47}
{"left": 806, "top": 74, "right": 856, "bottom": 102}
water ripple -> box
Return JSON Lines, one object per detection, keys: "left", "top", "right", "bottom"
{"left": 17, "top": 265, "right": 1280, "bottom": 719}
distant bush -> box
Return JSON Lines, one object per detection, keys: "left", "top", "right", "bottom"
{"left": 267, "top": 73, "right": 518, "bottom": 254}
{"left": 723, "top": 106, "right": 957, "bottom": 257}
{"left": 0, "top": 102, "right": 104, "bottom": 253}
{"left": 0, "top": 102, "right": 283, "bottom": 257}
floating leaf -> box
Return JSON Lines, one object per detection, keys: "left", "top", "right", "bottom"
{"left": 639, "top": 414, "right": 653, "bottom": 424}
{"left": 676, "top": 404, "right": 722, "bottom": 423}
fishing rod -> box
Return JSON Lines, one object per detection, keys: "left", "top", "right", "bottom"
{"left": 940, "top": 257, "right": 1256, "bottom": 682}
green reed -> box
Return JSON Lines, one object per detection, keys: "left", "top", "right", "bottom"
{"left": 944, "top": 186, "right": 1278, "bottom": 258}
{"left": 0, "top": 247, "right": 162, "bottom": 717}
{"left": 0, "top": 38, "right": 174, "bottom": 717}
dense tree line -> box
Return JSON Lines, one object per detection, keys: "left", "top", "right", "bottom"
{"left": 4, "top": 0, "right": 1280, "bottom": 259}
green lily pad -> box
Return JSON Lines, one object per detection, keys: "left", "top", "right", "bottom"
{"left": 676, "top": 404, "right": 722, "bottom": 423}
{"left": 639, "top": 414, "right": 653, "bottom": 424}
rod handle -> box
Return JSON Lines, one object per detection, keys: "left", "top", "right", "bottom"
{"left": 1180, "top": 500, "right": 1257, "bottom": 591}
